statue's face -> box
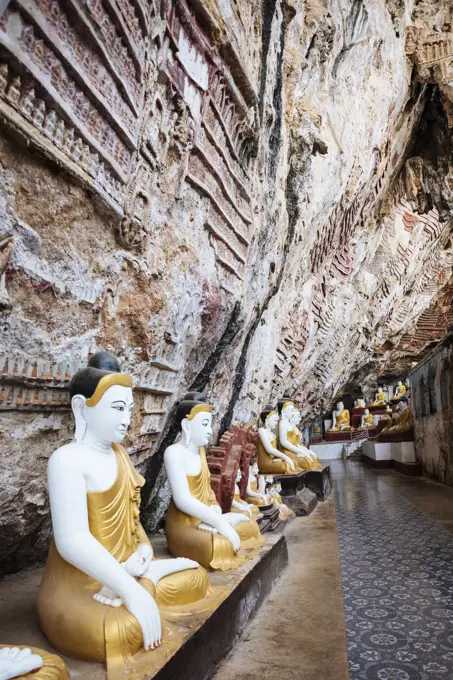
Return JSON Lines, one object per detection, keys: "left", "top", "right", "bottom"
{"left": 236, "top": 468, "right": 242, "bottom": 483}
{"left": 337, "top": 402, "right": 344, "bottom": 412}
{"left": 291, "top": 410, "right": 301, "bottom": 425}
{"left": 398, "top": 381, "right": 402, "bottom": 386}
{"left": 183, "top": 411, "right": 213, "bottom": 447}
{"left": 365, "top": 409, "right": 369, "bottom": 415}
{"left": 276, "top": 482, "right": 282, "bottom": 492}
{"left": 81, "top": 384, "right": 134, "bottom": 443}
{"left": 267, "top": 413, "right": 279, "bottom": 430}
{"left": 282, "top": 404, "right": 295, "bottom": 419}
{"left": 252, "top": 462, "right": 259, "bottom": 475}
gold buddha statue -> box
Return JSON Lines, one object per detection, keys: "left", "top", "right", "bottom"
{"left": 328, "top": 402, "right": 353, "bottom": 432}
{"left": 37, "top": 354, "right": 222, "bottom": 680}
{"left": 359, "top": 409, "right": 373, "bottom": 429}
{"left": 164, "top": 393, "right": 263, "bottom": 572}
{"left": 232, "top": 468, "right": 261, "bottom": 520}
{"left": 269, "top": 483, "right": 294, "bottom": 521}
{"left": 370, "top": 387, "right": 388, "bottom": 407}
{"left": 380, "top": 399, "right": 413, "bottom": 435}
{"left": 246, "top": 461, "right": 271, "bottom": 508}
{"left": 392, "top": 380, "right": 407, "bottom": 400}
{"left": 291, "top": 408, "right": 322, "bottom": 470}
{"left": 257, "top": 405, "right": 296, "bottom": 474}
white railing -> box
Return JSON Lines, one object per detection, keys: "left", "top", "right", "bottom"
{"left": 343, "top": 429, "right": 370, "bottom": 458}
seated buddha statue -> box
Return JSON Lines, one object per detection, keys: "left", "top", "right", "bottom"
{"left": 380, "top": 399, "right": 413, "bottom": 435}
{"left": 246, "top": 461, "right": 271, "bottom": 507}
{"left": 257, "top": 405, "right": 296, "bottom": 474}
{"left": 0, "top": 646, "right": 69, "bottom": 680}
{"left": 328, "top": 402, "right": 353, "bottom": 431}
{"left": 291, "top": 408, "right": 322, "bottom": 470}
{"left": 164, "top": 393, "right": 263, "bottom": 572}
{"left": 370, "top": 387, "right": 388, "bottom": 407}
{"left": 360, "top": 408, "right": 373, "bottom": 429}
{"left": 278, "top": 397, "right": 314, "bottom": 469}
{"left": 37, "top": 353, "right": 219, "bottom": 680}
{"left": 269, "top": 482, "right": 294, "bottom": 521}
{"left": 232, "top": 468, "right": 261, "bottom": 520}
{"left": 354, "top": 397, "right": 366, "bottom": 408}
{"left": 393, "top": 380, "right": 407, "bottom": 400}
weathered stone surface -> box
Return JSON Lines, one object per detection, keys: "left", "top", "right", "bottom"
{"left": 283, "top": 488, "right": 318, "bottom": 518}
{"left": 2, "top": 0, "right": 453, "bottom": 573}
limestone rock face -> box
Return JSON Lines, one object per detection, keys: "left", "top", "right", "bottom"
{"left": 1, "top": 0, "right": 453, "bottom": 572}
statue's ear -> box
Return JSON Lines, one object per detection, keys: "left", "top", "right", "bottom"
{"left": 71, "top": 394, "right": 87, "bottom": 443}
{"left": 181, "top": 417, "right": 191, "bottom": 446}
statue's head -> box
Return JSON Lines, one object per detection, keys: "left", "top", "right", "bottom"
{"left": 176, "top": 392, "right": 213, "bottom": 448}
{"left": 336, "top": 401, "right": 344, "bottom": 412}
{"left": 398, "top": 397, "right": 408, "bottom": 410}
{"left": 364, "top": 408, "right": 369, "bottom": 415}
{"left": 235, "top": 468, "right": 242, "bottom": 483}
{"left": 397, "top": 380, "right": 402, "bottom": 386}
{"left": 291, "top": 408, "right": 302, "bottom": 425}
{"left": 261, "top": 405, "right": 278, "bottom": 430}
{"left": 278, "top": 394, "right": 295, "bottom": 419}
{"left": 69, "top": 352, "right": 133, "bottom": 444}
{"left": 251, "top": 459, "right": 259, "bottom": 475}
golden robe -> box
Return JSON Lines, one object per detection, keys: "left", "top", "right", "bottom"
{"left": 293, "top": 427, "right": 323, "bottom": 470}
{"left": 37, "top": 445, "right": 221, "bottom": 680}
{"left": 257, "top": 434, "right": 295, "bottom": 474}
{"left": 0, "top": 646, "right": 69, "bottom": 680}
{"left": 280, "top": 429, "right": 322, "bottom": 471}
{"left": 246, "top": 477, "right": 266, "bottom": 507}
{"left": 166, "top": 449, "right": 263, "bottom": 571}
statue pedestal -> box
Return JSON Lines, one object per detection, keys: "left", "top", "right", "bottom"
{"left": 273, "top": 471, "right": 318, "bottom": 516}
{"left": 304, "top": 465, "right": 332, "bottom": 501}
{"left": 257, "top": 504, "right": 282, "bottom": 532}
{"left": 325, "top": 430, "right": 354, "bottom": 442}
{"left": 351, "top": 408, "right": 365, "bottom": 429}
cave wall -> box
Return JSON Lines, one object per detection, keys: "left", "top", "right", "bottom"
{"left": 1, "top": 0, "right": 453, "bottom": 574}
{"left": 409, "top": 334, "right": 453, "bottom": 486}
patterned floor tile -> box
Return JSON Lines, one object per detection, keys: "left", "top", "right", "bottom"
{"left": 333, "top": 461, "right": 453, "bottom": 680}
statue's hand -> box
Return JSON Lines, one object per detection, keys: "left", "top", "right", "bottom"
{"left": 123, "top": 544, "right": 154, "bottom": 578}
{"left": 124, "top": 584, "right": 161, "bottom": 651}
{"left": 0, "top": 647, "right": 43, "bottom": 680}
{"left": 223, "top": 512, "right": 249, "bottom": 526}
{"left": 217, "top": 521, "right": 241, "bottom": 552}
{"left": 211, "top": 505, "right": 222, "bottom": 515}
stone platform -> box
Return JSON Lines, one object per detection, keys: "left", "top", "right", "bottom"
{"left": 0, "top": 534, "right": 288, "bottom": 680}
{"left": 310, "top": 442, "right": 344, "bottom": 460}
{"left": 274, "top": 465, "right": 331, "bottom": 515}
{"left": 361, "top": 440, "right": 422, "bottom": 475}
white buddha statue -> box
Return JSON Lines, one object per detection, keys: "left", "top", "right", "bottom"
{"left": 291, "top": 408, "right": 322, "bottom": 470}
{"left": 393, "top": 380, "right": 407, "bottom": 399}
{"left": 278, "top": 397, "right": 312, "bottom": 470}
{"left": 164, "top": 393, "right": 263, "bottom": 572}
{"left": 360, "top": 408, "right": 373, "bottom": 429}
{"left": 246, "top": 461, "right": 270, "bottom": 507}
{"left": 232, "top": 468, "right": 261, "bottom": 519}
{"left": 37, "top": 353, "right": 219, "bottom": 680}
{"left": 257, "top": 406, "right": 295, "bottom": 474}
{"left": 329, "top": 401, "right": 353, "bottom": 431}
{"left": 269, "top": 482, "right": 294, "bottom": 520}
{"left": 354, "top": 397, "right": 366, "bottom": 408}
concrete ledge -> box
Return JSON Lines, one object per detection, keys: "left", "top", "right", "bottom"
{"left": 310, "top": 442, "right": 344, "bottom": 460}
{"left": 362, "top": 455, "right": 392, "bottom": 470}
{"left": 393, "top": 460, "right": 423, "bottom": 476}
{"left": 0, "top": 535, "right": 288, "bottom": 680}
{"left": 392, "top": 441, "right": 416, "bottom": 463}
{"left": 155, "top": 535, "right": 289, "bottom": 680}
{"left": 362, "top": 441, "right": 392, "bottom": 461}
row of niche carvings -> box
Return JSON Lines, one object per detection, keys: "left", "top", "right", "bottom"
{"left": 0, "top": 0, "right": 261, "bottom": 458}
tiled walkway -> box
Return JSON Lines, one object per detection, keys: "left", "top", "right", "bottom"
{"left": 333, "top": 460, "right": 453, "bottom": 680}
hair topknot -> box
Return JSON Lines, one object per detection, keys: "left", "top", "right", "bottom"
{"left": 70, "top": 351, "right": 122, "bottom": 402}
{"left": 88, "top": 351, "right": 121, "bottom": 372}
{"left": 175, "top": 392, "right": 212, "bottom": 423}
